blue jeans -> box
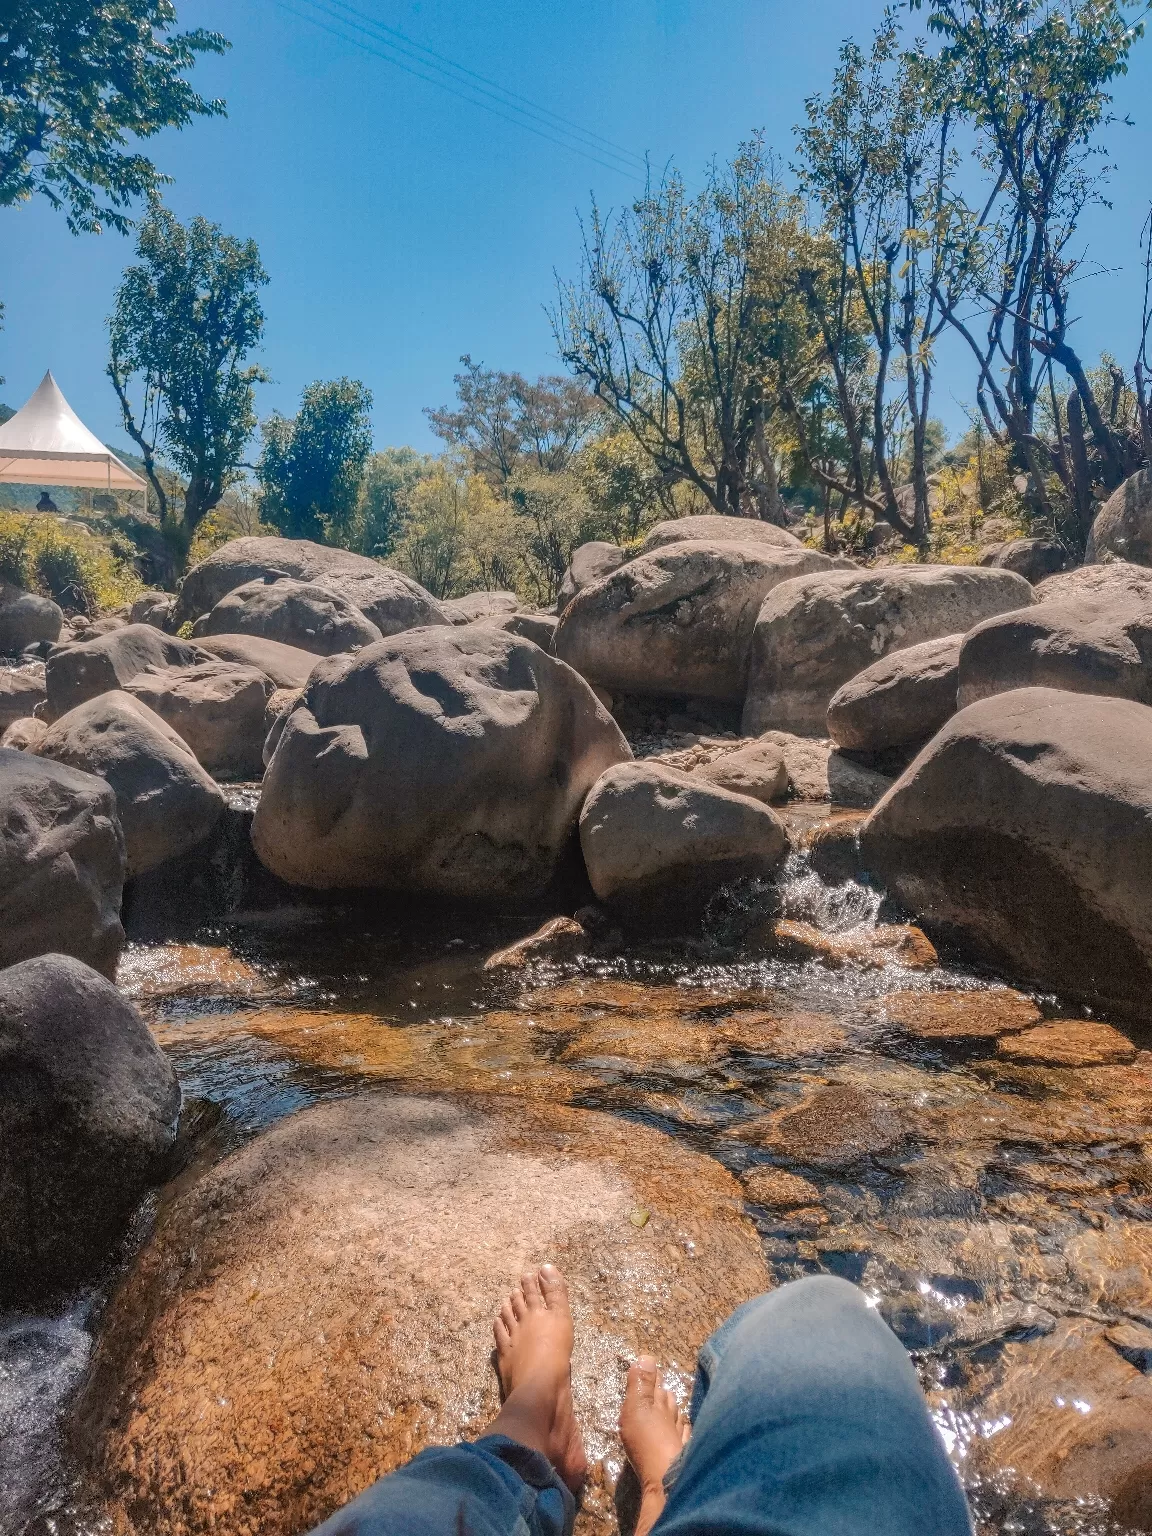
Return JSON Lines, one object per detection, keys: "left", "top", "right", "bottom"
{"left": 306, "top": 1275, "right": 973, "bottom": 1536}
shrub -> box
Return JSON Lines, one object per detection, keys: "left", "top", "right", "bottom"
{"left": 0, "top": 511, "right": 144, "bottom": 614}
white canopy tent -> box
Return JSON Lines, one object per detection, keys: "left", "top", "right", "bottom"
{"left": 0, "top": 371, "right": 146, "bottom": 499}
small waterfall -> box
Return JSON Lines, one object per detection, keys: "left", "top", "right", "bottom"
{"left": 0, "top": 1302, "right": 93, "bottom": 1530}
{"left": 776, "top": 848, "right": 882, "bottom": 934}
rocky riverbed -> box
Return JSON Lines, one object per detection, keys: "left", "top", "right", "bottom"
{"left": 4, "top": 837, "right": 1152, "bottom": 1536}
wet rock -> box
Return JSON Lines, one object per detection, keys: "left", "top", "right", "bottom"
{"left": 254, "top": 626, "right": 629, "bottom": 899}
{"left": 44, "top": 624, "right": 202, "bottom": 717}
{"left": 1106, "top": 1320, "right": 1152, "bottom": 1371}
{"left": 125, "top": 659, "right": 276, "bottom": 780}
{"left": 638, "top": 515, "right": 802, "bottom": 554}
{"left": 175, "top": 536, "right": 450, "bottom": 634}
{"left": 997, "top": 1019, "right": 1137, "bottom": 1068}
{"left": 38, "top": 692, "right": 225, "bottom": 878}
{"left": 0, "top": 714, "right": 47, "bottom": 752}
{"left": 0, "top": 748, "right": 125, "bottom": 975}
{"left": 129, "top": 591, "right": 177, "bottom": 630}
{"left": 799, "top": 813, "right": 866, "bottom": 883}
{"left": 1035, "top": 558, "right": 1152, "bottom": 605}
{"left": 0, "top": 952, "right": 180, "bottom": 1304}
{"left": 826, "top": 633, "right": 963, "bottom": 753}
{"left": 874, "top": 988, "right": 1042, "bottom": 1044}
{"left": 958, "top": 594, "right": 1152, "bottom": 708}
{"left": 197, "top": 577, "right": 383, "bottom": 656}
{"left": 483, "top": 916, "right": 588, "bottom": 971}
{"left": 742, "top": 566, "right": 1033, "bottom": 735}
{"left": 981, "top": 536, "right": 1067, "bottom": 583}
{"left": 960, "top": 1318, "right": 1152, "bottom": 1531}
{"left": 557, "top": 541, "right": 627, "bottom": 609}
{"left": 441, "top": 590, "right": 523, "bottom": 624}
{"left": 859, "top": 688, "right": 1152, "bottom": 1018}
{"left": 751, "top": 918, "right": 937, "bottom": 971}
{"left": 74, "top": 1091, "right": 770, "bottom": 1536}
{"left": 193, "top": 633, "right": 317, "bottom": 689}
{"left": 696, "top": 737, "right": 788, "bottom": 802}
{"left": 1087, "top": 466, "right": 1152, "bottom": 566}
{"left": 741, "top": 1166, "right": 823, "bottom": 1209}
{"left": 579, "top": 760, "right": 787, "bottom": 926}
{"left": 0, "top": 589, "right": 63, "bottom": 653}
{"left": 0, "top": 660, "right": 46, "bottom": 733}
{"left": 556, "top": 540, "right": 852, "bottom": 703}
{"left": 730, "top": 1083, "right": 907, "bottom": 1171}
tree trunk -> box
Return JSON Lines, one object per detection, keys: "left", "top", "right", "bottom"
{"left": 1066, "top": 392, "right": 1097, "bottom": 553}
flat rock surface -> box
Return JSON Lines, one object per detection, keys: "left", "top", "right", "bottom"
{"left": 75, "top": 1092, "right": 769, "bottom": 1536}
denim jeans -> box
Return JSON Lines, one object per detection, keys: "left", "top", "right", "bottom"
{"left": 305, "top": 1275, "right": 973, "bottom": 1536}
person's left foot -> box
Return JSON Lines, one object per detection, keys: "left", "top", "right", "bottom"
{"left": 490, "top": 1264, "right": 587, "bottom": 1494}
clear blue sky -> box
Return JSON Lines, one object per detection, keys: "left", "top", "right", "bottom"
{"left": 3, "top": 0, "right": 1152, "bottom": 457}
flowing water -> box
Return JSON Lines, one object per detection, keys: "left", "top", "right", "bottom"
{"left": 4, "top": 838, "right": 1152, "bottom": 1536}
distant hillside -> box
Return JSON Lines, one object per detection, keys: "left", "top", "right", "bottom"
{"left": 0, "top": 403, "right": 14, "bottom": 425}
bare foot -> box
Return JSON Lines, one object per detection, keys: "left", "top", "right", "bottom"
{"left": 619, "top": 1356, "right": 691, "bottom": 1536}
{"left": 488, "top": 1264, "right": 587, "bottom": 1494}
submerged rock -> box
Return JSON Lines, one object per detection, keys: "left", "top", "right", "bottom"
{"left": 859, "top": 687, "right": 1152, "bottom": 1018}
{"left": 483, "top": 916, "right": 588, "bottom": 970}
{"left": 997, "top": 1018, "right": 1137, "bottom": 1068}
{"left": 0, "top": 953, "right": 180, "bottom": 1304}
{"left": 253, "top": 626, "right": 629, "bottom": 899}
{"left": 579, "top": 760, "right": 787, "bottom": 925}
{"left": 74, "top": 1091, "right": 769, "bottom": 1536}
{"left": 0, "top": 748, "right": 125, "bottom": 975}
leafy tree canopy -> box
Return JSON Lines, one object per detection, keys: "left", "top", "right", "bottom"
{"left": 108, "top": 200, "right": 268, "bottom": 574}
{"left": 257, "top": 377, "right": 374, "bottom": 544}
{"left": 1, "top": 0, "right": 228, "bottom": 234}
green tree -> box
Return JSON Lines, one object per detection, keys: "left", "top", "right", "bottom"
{"left": 108, "top": 200, "right": 268, "bottom": 574}
{"left": 257, "top": 378, "right": 373, "bottom": 543}
{"left": 354, "top": 445, "right": 436, "bottom": 557}
{"left": 1, "top": 0, "right": 227, "bottom": 234}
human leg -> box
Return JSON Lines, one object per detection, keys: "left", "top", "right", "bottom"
{"left": 306, "top": 1264, "right": 583, "bottom": 1536}
{"left": 623, "top": 1274, "right": 973, "bottom": 1536}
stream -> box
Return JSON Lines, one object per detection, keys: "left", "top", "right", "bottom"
{"left": 3, "top": 836, "right": 1151, "bottom": 1536}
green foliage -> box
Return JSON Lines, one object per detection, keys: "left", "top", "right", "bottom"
{"left": 108, "top": 200, "right": 268, "bottom": 571}
{"left": 0, "top": 0, "right": 227, "bottom": 234}
{"left": 257, "top": 378, "right": 374, "bottom": 543}
{"left": 353, "top": 446, "right": 438, "bottom": 557}
{"left": 0, "top": 510, "right": 143, "bottom": 614}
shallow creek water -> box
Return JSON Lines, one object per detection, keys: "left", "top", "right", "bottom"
{"left": 4, "top": 838, "right": 1152, "bottom": 1536}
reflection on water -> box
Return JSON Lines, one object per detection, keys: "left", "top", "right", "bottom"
{"left": 5, "top": 852, "right": 1150, "bottom": 1536}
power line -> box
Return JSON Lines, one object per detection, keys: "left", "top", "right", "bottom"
{"left": 264, "top": 0, "right": 648, "bottom": 181}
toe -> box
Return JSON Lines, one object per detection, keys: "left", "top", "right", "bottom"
{"left": 510, "top": 1285, "right": 527, "bottom": 1322}
{"left": 500, "top": 1299, "right": 517, "bottom": 1334}
{"left": 521, "top": 1269, "right": 544, "bottom": 1311}
{"left": 627, "top": 1355, "right": 660, "bottom": 1405}
{"left": 494, "top": 1315, "right": 511, "bottom": 1352}
{"left": 538, "top": 1263, "right": 568, "bottom": 1310}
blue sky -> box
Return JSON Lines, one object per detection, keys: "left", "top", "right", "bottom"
{"left": 3, "top": 0, "right": 1152, "bottom": 457}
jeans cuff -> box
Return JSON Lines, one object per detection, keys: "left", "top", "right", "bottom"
{"left": 473, "top": 1434, "right": 576, "bottom": 1534}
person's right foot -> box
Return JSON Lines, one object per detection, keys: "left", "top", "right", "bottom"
{"left": 619, "top": 1355, "right": 691, "bottom": 1536}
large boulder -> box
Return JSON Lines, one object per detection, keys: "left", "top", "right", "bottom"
{"left": 129, "top": 591, "right": 177, "bottom": 630}
{"left": 0, "top": 661, "right": 47, "bottom": 733}
{"left": 193, "top": 633, "right": 317, "bottom": 690}
{"left": 639, "top": 515, "right": 801, "bottom": 554}
{"left": 958, "top": 595, "right": 1152, "bottom": 709}
{"left": 579, "top": 760, "right": 787, "bottom": 923}
{"left": 979, "top": 537, "right": 1066, "bottom": 583}
{"left": 476, "top": 609, "right": 558, "bottom": 651}
{"left": 125, "top": 661, "right": 276, "bottom": 781}
{"left": 743, "top": 566, "right": 1034, "bottom": 735}
{"left": 176, "top": 536, "right": 449, "bottom": 635}
{"left": 0, "top": 588, "right": 64, "bottom": 653}
{"left": 1035, "top": 558, "right": 1152, "bottom": 605}
{"left": 826, "top": 633, "right": 963, "bottom": 753}
{"left": 557, "top": 541, "right": 627, "bottom": 609}
{"left": 38, "top": 693, "right": 224, "bottom": 877}
{"left": 196, "top": 577, "right": 383, "bottom": 656}
{"left": 252, "top": 627, "right": 630, "bottom": 898}
{"left": 45, "top": 625, "right": 203, "bottom": 718}
{"left": 0, "top": 748, "right": 125, "bottom": 975}
{"left": 555, "top": 540, "right": 853, "bottom": 703}
{"left": 858, "top": 687, "right": 1152, "bottom": 1017}
{"left": 440, "top": 590, "right": 522, "bottom": 624}
{"left": 0, "top": 953, "right": 180, "bottom": 1304}
{"left": 1, "top": 715, "right": 48, "bottom": 752}
{"left": 1086, "top": 468, "right": 1152, "bottom": 565}
{"left": 74, "top": 1091, "right": 768, "bottom": 1536}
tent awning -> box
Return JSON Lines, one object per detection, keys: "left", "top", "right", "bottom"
{"left": 0, "top": 372, "right": 146, "bottom": 492}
